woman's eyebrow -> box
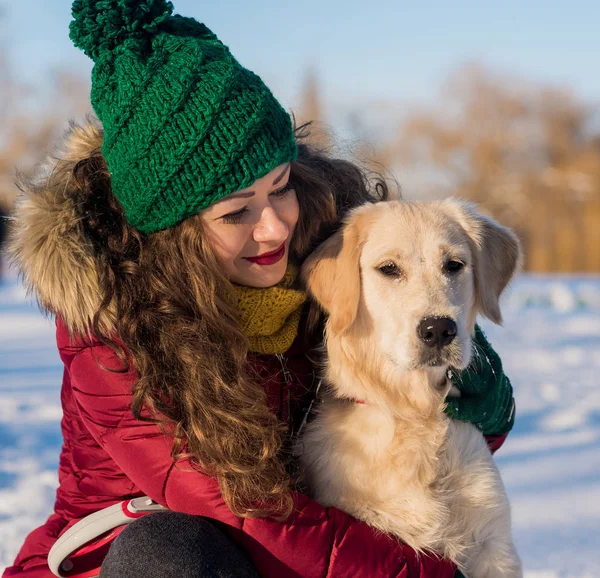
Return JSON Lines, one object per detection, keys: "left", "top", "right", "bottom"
{"left": 271, "top": 163, "right": 291, "bottom": 186}
{"left": 215, "top": 164, "right": 291, "bottom": 204}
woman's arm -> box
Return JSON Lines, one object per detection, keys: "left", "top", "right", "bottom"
{"left": 61, "top": 335, "right": 455, "bottom": 578}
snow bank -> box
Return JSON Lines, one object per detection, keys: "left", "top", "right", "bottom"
{"left": 0, "top": 274, "right": 598, "bottom": 576}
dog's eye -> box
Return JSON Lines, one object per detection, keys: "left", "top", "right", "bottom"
{"left": 445, "top": 260, "right": 465, "bottom": 273}
{"left": 377, "top": 262, "right": 401, "bottom": 277}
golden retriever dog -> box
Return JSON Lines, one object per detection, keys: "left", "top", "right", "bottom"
{"left": 297, "top": 199, "right": 522, "bottom": 578}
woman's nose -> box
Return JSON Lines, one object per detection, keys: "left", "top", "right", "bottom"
{"left": 254, "top": 206, "right": 289, "bottom": 244}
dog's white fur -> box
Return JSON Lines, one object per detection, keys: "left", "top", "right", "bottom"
{"left": 297, "top": 200, "right": 523, "bottom": 578}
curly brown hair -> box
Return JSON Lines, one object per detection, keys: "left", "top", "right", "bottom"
{"left": 69, "top": 123, "right": 391, "bottom": 519}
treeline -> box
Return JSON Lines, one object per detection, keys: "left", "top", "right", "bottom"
{"left": 2, "top": 56, "right": 599, "bottom": 272}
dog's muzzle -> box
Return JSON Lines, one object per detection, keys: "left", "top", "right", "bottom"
{"left": 417, "top": 317, "right": 457, "bottom": 349}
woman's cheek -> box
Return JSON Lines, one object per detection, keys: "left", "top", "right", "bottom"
{"left": 284, "top": 191, "right": 300, "bottom": 232}
{"left": 207, "top": 225, "right": 250, "bottom": 268}
{"left": 223, "top": 227, "right": 252, "bottom": 262}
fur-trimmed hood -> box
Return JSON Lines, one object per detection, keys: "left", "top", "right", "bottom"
{"left": 8, "top": 119, "right": 115, "bottom": 336}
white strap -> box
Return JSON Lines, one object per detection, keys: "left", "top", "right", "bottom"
{"left": 48, "top": 497, "right": 168, "bottom": 577}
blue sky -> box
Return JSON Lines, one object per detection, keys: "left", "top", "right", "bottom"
{"left": 4, "top": 0, "right": 600, "bottom": 122}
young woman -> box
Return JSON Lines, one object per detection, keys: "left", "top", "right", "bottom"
{"left": 5, "top": 1, "right": 515, "bottom": 576}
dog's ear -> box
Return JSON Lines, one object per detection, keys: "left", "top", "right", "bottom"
{"left": 301, "top": 207, "right": 368, "bottom": 334}
{"left": 442, "top": 199, "right": 523, "bottom": 324}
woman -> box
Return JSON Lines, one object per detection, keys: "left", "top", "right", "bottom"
{"left": 5, "top": 1, "right": 515, "bottom": 576}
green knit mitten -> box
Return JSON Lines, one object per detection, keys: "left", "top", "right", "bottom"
{"left": 444, "top": 325, "right": 515, "bottom": 436}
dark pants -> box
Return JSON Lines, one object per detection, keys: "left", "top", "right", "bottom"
{"left": 100, "top": 512, "right": 260, "bottom": 578}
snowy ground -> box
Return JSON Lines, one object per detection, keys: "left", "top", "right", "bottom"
{"left": 0, "top": 271, "right": 599, "bottom": 577}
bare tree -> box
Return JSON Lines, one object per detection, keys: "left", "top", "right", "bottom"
{"left": 295, "top": 68, "right": 333, "bottom": 151}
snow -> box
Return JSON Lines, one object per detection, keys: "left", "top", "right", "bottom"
{"left": 0, "top": 272, "right": 599, "bottom": 577}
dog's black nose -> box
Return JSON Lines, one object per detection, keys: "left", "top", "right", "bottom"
{"left": 417, "top": 317, "right": 457, "bottom": 348}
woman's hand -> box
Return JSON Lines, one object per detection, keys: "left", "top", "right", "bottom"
{"left": 445, "top": 325, "right": 515, "bottom": 436}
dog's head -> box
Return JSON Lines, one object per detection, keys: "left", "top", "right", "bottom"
{"left": 302, "top": 199, "right": 521, "bottom": 376}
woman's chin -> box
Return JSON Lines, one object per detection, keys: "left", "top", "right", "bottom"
{"left": 234, "top": 258, "right": 288, "bottom": 288}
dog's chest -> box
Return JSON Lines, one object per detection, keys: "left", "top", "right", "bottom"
{"left": 300, "top": 402, "right": 493, "bottom": 553}
{"left": 301, "top": 402, "right": 449, "bottom": 505}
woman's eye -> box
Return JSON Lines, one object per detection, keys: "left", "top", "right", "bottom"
{"left": 377, "top": 262, "right": 401, "bottom": 277}
{"left": 221, "top": 207, "right": 249, "bottom": 224}
{"left": 271, "top": 183, "right": 293, "bottom": 197}
{"left": 445, "top": 260, "right": 465, "bottom": 273}
{"left": 219, "top": 184, "right": 292, "bottom": 224}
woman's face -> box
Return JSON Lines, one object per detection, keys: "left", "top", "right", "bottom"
{"left": 200, "top": 163, "right": 299, "bottom": 288}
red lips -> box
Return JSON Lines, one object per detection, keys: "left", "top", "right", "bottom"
{"left": 244, "top": 242, "right": 286, "bottom": 266}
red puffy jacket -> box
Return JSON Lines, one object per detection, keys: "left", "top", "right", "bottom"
{"left": 4, "top": 319, "right": 508, "bottom": 578}
{"left": 5, "top": 121, "right": 506, "bottom": 577}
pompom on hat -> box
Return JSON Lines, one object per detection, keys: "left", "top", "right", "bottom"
{"left": 69, "top": 0, "right": 298, "bottom": 234}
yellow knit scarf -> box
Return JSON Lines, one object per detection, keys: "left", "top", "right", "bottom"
{"left": 234, "top": 264, "right": 307, "bottom": 354}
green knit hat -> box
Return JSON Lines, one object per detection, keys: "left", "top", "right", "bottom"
{"left": 69, "top": 0, "right": 298, "bottom": 234}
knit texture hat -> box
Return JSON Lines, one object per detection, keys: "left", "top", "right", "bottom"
{"left": 69, "top": 0, "right": 298, "bottom": 234}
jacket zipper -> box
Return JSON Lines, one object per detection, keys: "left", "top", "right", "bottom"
{"left": 275, "top": 353, "right": 292, "bottom": 422}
